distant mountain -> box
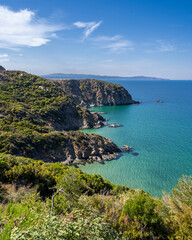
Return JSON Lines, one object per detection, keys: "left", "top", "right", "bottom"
{"left": 42, "top": 73, "right": 169, "bottom": 81}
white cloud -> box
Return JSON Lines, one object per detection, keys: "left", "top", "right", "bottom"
{"left": 0, "top": 6, "right": 63, "bottom": 49}
{"left": 74, "top": 21, "right": 102, "bottom": 39}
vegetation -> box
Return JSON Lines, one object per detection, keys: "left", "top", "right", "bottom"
{"left": 0, "top": 153, "right": 191, "bottom": 239}
{"left": 0, "top": 71, "right": 91, "bottom": 133}
{"left": 0, "top": 71, "right": 191, "bottom": 239}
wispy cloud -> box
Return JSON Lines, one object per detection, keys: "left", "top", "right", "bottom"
{"left": 74, "top": 21, "right": 102, "bottom": 40}
{"left": 157, "top": 40, "right": 176, "bottom": 52}
{"left": 145, "top": 40, "right": 176, "bottom": 53}
{"left": 91, "top": 35, "right": 134, "bottom": 53}
{"left": 93, "top": 35, "right": 122, "bottom": 42}
{"left": 105, "top": 40, "right": 134, "bottom": 52}
{"left": 0, "top": 6, "right": 63, "bottom": 49}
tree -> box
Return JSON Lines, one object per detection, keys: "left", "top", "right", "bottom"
{"left": 51, "top": 169, "right": 85, "bottom": 214}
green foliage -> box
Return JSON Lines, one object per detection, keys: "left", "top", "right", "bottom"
{"left": 0, "top": 188, "right": 45, "bottom": 240}
{"left": 120, "top": 192, "right": 167, "bottom": 239}
{"left": 0, "top": 153, "right": 117, "bottom": 197}
{"left": 172, "top": 175, "right": 192, "bottom": 206}
{"left": 162, "top": 175, "right": 192, "bottom": 239}
{"left": 11, "top": 210, "right": 122, "bottom": 240}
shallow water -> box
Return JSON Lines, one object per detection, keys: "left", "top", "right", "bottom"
{"left": 78, "top": 81, "right": 192, "bottom": 197}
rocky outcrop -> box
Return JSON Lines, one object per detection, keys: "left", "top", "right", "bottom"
{"left": 3, "top": 131, "right": 122, "bottom": 165}
{"left": 43, "top": 100, "right": 105, "bottom": 131}
{"left": 49, "top": 79, "right": 138, "bottom": 107}
{"left": 44, "top": 132, "right": 122, "bottom": 165}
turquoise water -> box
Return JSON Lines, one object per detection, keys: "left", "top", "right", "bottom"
{"left": 78, "top": 81, "right": 192, "bottom": 197}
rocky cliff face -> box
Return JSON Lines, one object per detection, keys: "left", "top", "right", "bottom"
{"left": 49, "top": 79, "right": 137, "bottom": 107}
{"left": 45, "top": 103, "right": 105, "bottom": 131}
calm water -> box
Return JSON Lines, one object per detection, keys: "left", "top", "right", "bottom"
{"left": 78, "top": 81, "right": 192, "bottom": 197}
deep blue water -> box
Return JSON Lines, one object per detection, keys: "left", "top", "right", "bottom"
{"left": 78, "top": 81, "right": 192, "bottom": 197}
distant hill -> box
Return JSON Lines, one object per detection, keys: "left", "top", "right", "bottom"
{"left": 42, "top": 73, "right": 169, "bottom": 81}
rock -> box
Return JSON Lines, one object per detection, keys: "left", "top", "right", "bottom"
{"left": 156, "top": 99, "right": 164, "bottom": 103}
{"left": 96, "top": 112, "right": 106, "bottom": 114}
{"left": 22, "top": 131, "right": 122, "bottom": 165}
{"left": 108, "top": 124, "right": 121, "bottom": 128}
{"left": 123, "top": 145, "right": 131, "bottom": 151}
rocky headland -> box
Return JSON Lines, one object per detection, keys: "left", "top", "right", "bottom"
{"left": 0, "top": 67, "right": 135, "bottom": 165}
{"left": 49, "top": 78, "right": 138, "bottom": 107}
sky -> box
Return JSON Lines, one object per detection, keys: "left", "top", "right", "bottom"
{"left": 0, "top": 0, "right": 192, "bottom": 79}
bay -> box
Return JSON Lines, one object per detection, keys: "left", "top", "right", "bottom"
{"left": 78, "top": 81, "right": 192, "bottom": 197}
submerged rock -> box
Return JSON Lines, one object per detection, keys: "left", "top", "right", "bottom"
{"left": 131, "top": 152, "right": 139, "bottom": 156}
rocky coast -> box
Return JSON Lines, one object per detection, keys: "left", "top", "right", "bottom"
{"left": 0, "top": 66, "right": 136, "bottom": 165}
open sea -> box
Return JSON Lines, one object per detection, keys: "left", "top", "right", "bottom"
{"left": 78, "top": 80, "right": 192, "bottom": 197}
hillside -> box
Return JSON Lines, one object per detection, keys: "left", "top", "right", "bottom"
{"left": 49, "top": 79, "right": 137, "bottom": 107}
{"left": 0, "top": 154, "right": 191, "bottom": 239}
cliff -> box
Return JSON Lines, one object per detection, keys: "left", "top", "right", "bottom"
{"left": 49, "top": 79, "right": 137, "bottom": 107}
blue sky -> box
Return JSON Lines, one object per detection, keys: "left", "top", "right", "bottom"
{"left": 0, "top": 0, "right": 192, "bottom": 79}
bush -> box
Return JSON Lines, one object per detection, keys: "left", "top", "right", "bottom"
{"left": 11, "top": 210, "right": 123, "bottom": 240}
{"left": 120, "top": 192, "right": 166, "bottom": 239}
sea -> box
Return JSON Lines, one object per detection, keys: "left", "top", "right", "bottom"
{"left": 78, "top": 80, "right": 192, "bottom": 197}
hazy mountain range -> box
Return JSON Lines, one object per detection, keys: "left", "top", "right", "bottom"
{"left": 42, "top": 73, "right": 170, "bottom": 81}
